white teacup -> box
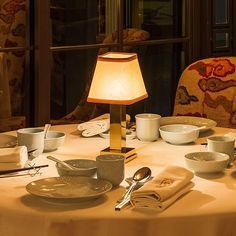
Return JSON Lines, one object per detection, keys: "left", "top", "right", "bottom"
{"left": 96, "top": 154, "right": 125, "bottom": 187}
{"left": 135, "top": 113, "right": 161, "bottom": 141}
{"left": 207, "top": 135, "right": 235, "bottom": 164}
{"left": 17, "top": 128, "right": 45, "bottom": 157}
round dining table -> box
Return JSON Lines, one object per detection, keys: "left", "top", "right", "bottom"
{"left": 1, "top": 123, "right": 236, "bottom": 236}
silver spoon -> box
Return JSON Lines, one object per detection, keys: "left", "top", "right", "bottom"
{"left": 115, "top": 167, "right": 152, "bottom": 210}
{"left": 44, "top": 123, "right": 51, "bottom": 139}
{"left": 47, "top": 155, "right": 77, "bottom": 170}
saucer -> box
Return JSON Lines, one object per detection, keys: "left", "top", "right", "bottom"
{"left": 0, "top": 134, "right": 17, "bottom": 148}
{"left": 99, "top": 130, "right": 136, "bottom": 139}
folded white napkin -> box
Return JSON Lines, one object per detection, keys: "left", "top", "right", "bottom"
{"left": 130, "top": 166, "right": 194, "bottom": 211}
{"left": 0, "top": 146, "right": 28, "bottom": 169}
{"left": 77, "top": 119, "right": 110, "bottom": 137}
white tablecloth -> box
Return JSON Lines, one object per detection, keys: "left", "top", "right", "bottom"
{"left": 1, "top": 125, "right": 236, "bottom": 236}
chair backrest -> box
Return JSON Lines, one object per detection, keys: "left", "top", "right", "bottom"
{"left": 173, "top": 57, "right": 236, "bottom": 128}
{"left": 0, "top": 52, "right": 11, "bottom": 119}
{"left": 98, "top": 28, "right": 150, "bottom": 54}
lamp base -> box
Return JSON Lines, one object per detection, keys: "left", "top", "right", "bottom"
{"left": 100, "top": 147, "right": 137, "bottom": 163}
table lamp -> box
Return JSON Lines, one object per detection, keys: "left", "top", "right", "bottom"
{"left": 87, "top": 52, "right": 148, "bottom": 162}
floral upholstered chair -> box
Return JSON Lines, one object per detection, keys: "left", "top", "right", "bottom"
{"left": 173, "top": 57, "right": 236, "bottom": 128}
{"left": 0, "top": 0, "right": 26, "bottom": 132}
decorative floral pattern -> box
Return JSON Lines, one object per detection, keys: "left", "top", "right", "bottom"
{"left": 189, "top": 58, "right": 235, "bottom": 78}
{"left": 0, "top": 0, "right": 26, "bottom": 131}
{"left": 173, "top": 57, "right": 236, "bottom": 128}
{"left": 198, "top": 77, "right": 236, "bottom": 92}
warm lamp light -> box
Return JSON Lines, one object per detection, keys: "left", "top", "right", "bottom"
{"left": 87, "top": 52, "right": 148, "bottom": 161}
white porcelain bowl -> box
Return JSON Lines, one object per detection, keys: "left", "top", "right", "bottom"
{"left": 159, "top": 124, "right": 199, "bottom": 144}
{"left": 185, "top": 151, "right": 229, "bottom": 173}
{"left": 44, "top": 131, "right": 65, "bottom": 152}
{"left": 56, "top": 159, "right": 97, "bottom": 177}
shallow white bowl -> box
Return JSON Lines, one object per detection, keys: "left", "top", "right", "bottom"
{"left": 159, "top": 124, "right": 199, "bottom": 144}
{"left": 44, "top": 131, "right": 65, "bottom": 152}
{"left": 185, "top": 151, "right": 229, "bottom": 173}
{"left": 56, "top": 159, "right": 97, "bottom": 177}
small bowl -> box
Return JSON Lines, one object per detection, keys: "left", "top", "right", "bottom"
{"left": 159, "top": 124, "right": 199, "bottom": 144}
{"left": 185, "top": 151, "right": 229, "bottom": 173}
{"left": 56, "top": 159, "right": 97, "bottom": 177}
{"left": 44, "top": 131, "right": 65, "bottom": 152}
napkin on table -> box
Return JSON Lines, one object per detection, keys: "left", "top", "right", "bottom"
{"left": 130, "top": 166, "right": 194, "bottom": 211}
{"left": 0, "top": 146, "right": 28, "bottom": 169}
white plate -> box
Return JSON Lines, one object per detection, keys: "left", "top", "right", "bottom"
{"left": 99, "top": 130, "right": 136, "bottom": 139}
{"left": 0, "top": 134, "right": 17, "bottom": 148}
{"left": 26, "top": 176, "right": 112, "bottom": 202}
{"left": 160, "top": 116, "right": 217, "bottom": 132}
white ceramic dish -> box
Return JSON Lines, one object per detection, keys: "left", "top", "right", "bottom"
{"left": 185, "top": 151, "right": 229, "bottom": 173}
{"left": 56, "top": 159, "right": 97, "bottom": 177}
{"left": 44, "top": 131, "right": 65, "bottom": 152}
{"left": 99, "top": 130, "right": 136, "bottom": 140}
{"left": 0, "top": 134, "right": 17, "bottom": 148}
{"left": 26, "top": 176, "right": 112, "bottom": 202}
{"left": 160, "top": 116, "right": 217, "bottom": 132}
{"left": 159, "top": 124, "right": 200, "bottom": 144}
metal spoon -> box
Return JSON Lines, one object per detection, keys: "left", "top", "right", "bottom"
{"left": 44, "top": 123, "right": 51, "bottom": 139}
{"left": 47, "top": 155, "right": 77, "bottom": 170}
{"left": 115, "top": 167, "right": 152, "bottom": 211}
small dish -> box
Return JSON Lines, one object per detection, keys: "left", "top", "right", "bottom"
{"left": 56, "top": 159, "right": 97, "bottom": 177}
{"left": 185, "top": 151, "right": 229, "bottom": 173}
{"left": 0, "top": 134, "right": 17, "bottom": 148}
{"left": 44, "top": 131, "right": 65, "bottom": 152}
{"left": 159, "top": 124, "right": 199, "bottom": 144}
{"left": 99, "top": 130, "right": 136, "bottom": 140}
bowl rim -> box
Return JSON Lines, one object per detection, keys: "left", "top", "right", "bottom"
{"left": 44, "top": 131, "right": 66, "bottom": 140}
{"left": 159, "top": 124, "right": 199, "bottom": 133}
{"left": 185, "top": 151, "right": 230, "bottom": 162}
{"left": 56, "top": 159, "right": 97, "bottom": 171}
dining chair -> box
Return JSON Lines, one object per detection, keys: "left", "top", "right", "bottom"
{"left": 0, "top": 52, "right": 25, "bottom": 132}
{"left": 173, "top": 57, "right": 236, "bottom": 128}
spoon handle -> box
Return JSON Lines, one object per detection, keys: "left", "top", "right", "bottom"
{"left": 123, "top": 181, "right": 138, "bottom": 199}
{"left": 44, "top": 123, "right": 51, "bottom": 138}
{"left": 47, "top": 155, "right": 74, "bottom": 170}
{"left": 117, "top": 181, "right": 138, "bottom": 204}
{"left": 115, "top": 196, "right": 131, "bottom": 211}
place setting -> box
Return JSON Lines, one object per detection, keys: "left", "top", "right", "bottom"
{"left": 0, "top": 114, "right": 234, "bottom": 212}
{"left": 26, "top": 153, "right": 126, "bottom": 204}
{"left": 0, "top": 123, "right": 66, "bottom": 177}
{"left": 25, "top": 150, "right": 196, "bottom": 213}
{"left": 185, "top": 133, "right": 236, "bottom": 178}
{"left": 75, "top": 112, "right": 217, "bottom": 144}
{"left": 76, "top": 114, "right": 137, "bottom": 140}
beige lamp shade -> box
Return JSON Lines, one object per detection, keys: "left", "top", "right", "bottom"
{"left": 87, "top": 52, "right": 148, "bottom": 105}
